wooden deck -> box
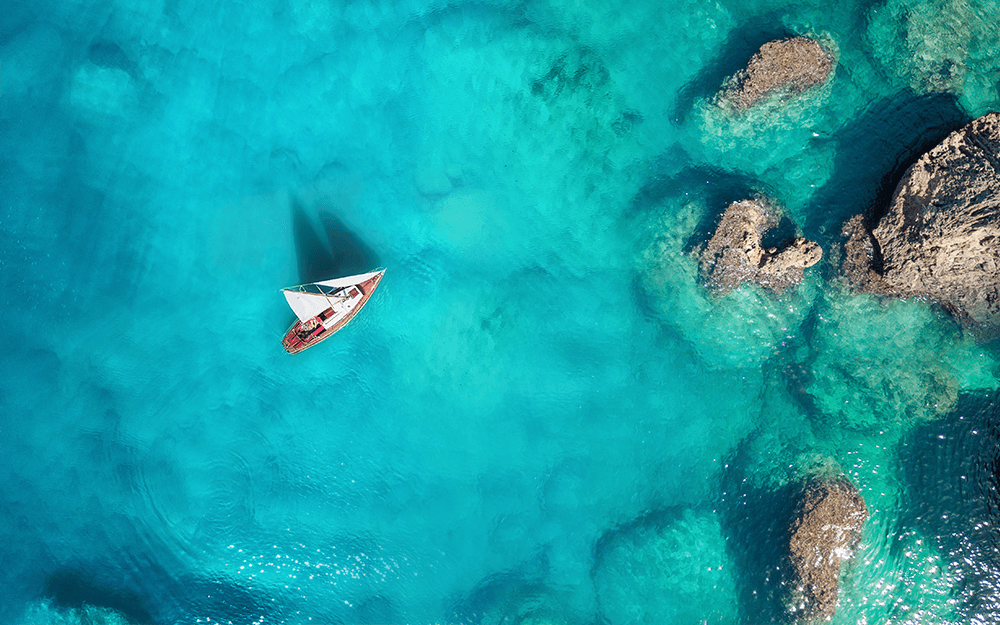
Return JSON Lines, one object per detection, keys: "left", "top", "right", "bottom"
{"left": 282, "top": 271, "right": 384, "bottom": 354}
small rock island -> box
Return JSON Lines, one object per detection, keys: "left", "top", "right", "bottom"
{"left": 843, "top": 112, "right": 1000, "bottom": 330}
{"left": 718, "top": 37, "right": 835, "bottom": 111}
{"left": 700, "top": 199, "right": 822, "bottom": 294}
{"left": 788, "top": 477, "right": 868, "bottom": 620}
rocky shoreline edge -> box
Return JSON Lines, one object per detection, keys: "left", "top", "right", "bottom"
{"left": 686, "top": 32, "right": 1000, "bottom": 622}
{"left": 842, "top": 112, "right": 1000, "bottom": 335}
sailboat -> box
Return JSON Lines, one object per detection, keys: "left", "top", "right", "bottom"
{"left": 281, "top": 269, "right": 385, "bottom": 354}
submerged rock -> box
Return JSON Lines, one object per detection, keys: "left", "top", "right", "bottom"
{"left": 717, "top": 37, "right": 834, "bottom": 111}
{"left": 804, "top": 293, "right": 967, "bottom": 430}
{"left": 593, "top": 509, "right": 737, "bottom": 624}
{"left": 699, "top": 199, "right": 822, "bottom": 294}
{"left": 788, "top": 477, "right": 868, "bottom": 620}
{"left": 842, "top": 113, "right": 1000, "bottom": 331}
{"left": 866, "top": 0, "right": 977, "bottom": 97}
{"left": 18, "top": 599, "right": 136, "bottom": 625}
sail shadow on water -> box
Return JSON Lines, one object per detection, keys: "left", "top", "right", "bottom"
{"left": 290, "top": 199, "right": 381, "bottom": 285}
{"left": 318, "top": 209, "right": 381, "bottom": 278}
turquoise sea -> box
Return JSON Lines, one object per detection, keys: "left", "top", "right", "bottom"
{"left": 4, "top": 0, "right": 1000, "bottom": 623}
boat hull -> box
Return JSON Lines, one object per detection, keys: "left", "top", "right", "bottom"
{"left": 282, "top": 270, "right": 384, "bottom": 354}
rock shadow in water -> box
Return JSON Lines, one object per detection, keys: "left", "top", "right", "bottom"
{"left": 45, "top": 546, "right": 278, "bottom": 625}
{"left": 291, "top": 199, "right": 381, "bottom": 286}
{"left": 758, "top": 215, "right": 800, "bottom": 252}
{"left": 778, "top": 361, "right": 827, "bottom": 436}
{"left": 45, "top": 569, "right": 156, "bottom": 625}
{"left": 671, "top": 13, "right": 795, "bottom": 123}
{"left": 717, "top": 438, "right": 799, "bottom": 624}
{"left": 630, "top": 165, "right": 766, "bottom": 250}
{"left": 450, "top": 560, "right": 557, "bottom": 625}
{"left": 900, "top": 391, "right": 1000, "bottom": 618}
{"left": 802, "top": 91, "right": 968, "bottom": 249}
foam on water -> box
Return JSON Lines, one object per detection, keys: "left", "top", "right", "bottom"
{"left": 5, "top": 0, "right": 1000, "bottom": 623}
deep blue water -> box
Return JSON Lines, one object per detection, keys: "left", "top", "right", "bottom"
{"left": 4, "top": 0, "right": 1000, "bottom": 623}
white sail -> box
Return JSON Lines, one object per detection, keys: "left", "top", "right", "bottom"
{"left": 282, "top": 269, "right": 384, "bottom": 323}
{"left": 315, "top": 270, "right": 384, "bottom": 290}
{"left": 283, "top": 290, "right": 333, "bottom": 323}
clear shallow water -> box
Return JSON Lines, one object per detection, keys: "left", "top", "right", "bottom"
{"left": 3, "top": 0, "right": 1000, "bottom": 623}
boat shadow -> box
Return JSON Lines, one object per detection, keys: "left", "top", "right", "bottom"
{"left": 291, "top": 199, "right": 382, "bottom": 285}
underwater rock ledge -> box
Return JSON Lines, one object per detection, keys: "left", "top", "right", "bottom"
{"left": 842, "top": 112, "right": 1000, "bottom": 332}
{"left": 699, "top": 199, "right": 822, "bottom": 294}
{"left": 716, "top": 37, "right": 834, "bottom": 111}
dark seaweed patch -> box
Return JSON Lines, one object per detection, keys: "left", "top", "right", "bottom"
{"left": 531, "top": 47, "right": 612, "bottom": 104}
{"left": 611, "top": 109, "right": 643, "bottom": 136}
{"left": 87, "top": 40, "right": 137, "bottom": 76}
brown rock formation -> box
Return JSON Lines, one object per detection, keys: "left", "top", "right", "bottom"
{"left": 840, "top": 214, "right": 891, "bottom": 294}
{"left": 718, "top": 37, "right": 834, "bottom": 111}
{"left": 699, "top": 199, "right": 822, "bottom": 294}
{"left": 788, "top": 478, "right": 868, "bottom": 620}
{"left": 842, "top": 113, "right": 1000, "bottom": 331}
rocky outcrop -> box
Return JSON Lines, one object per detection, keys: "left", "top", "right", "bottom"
{"left": 840, "top": 214, "right": 891, "bottom": 294}
{"left": 718, "top": 37, "right": 834, "bottom": 111}
{"left": 788, "top": 478, "right": 868, "bottom": 620}
{"left": 842, "top": 113, "right": 1000, "bottom": 331}
{"left": 700, "top": 199, "right": 822, "bottom": 294}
